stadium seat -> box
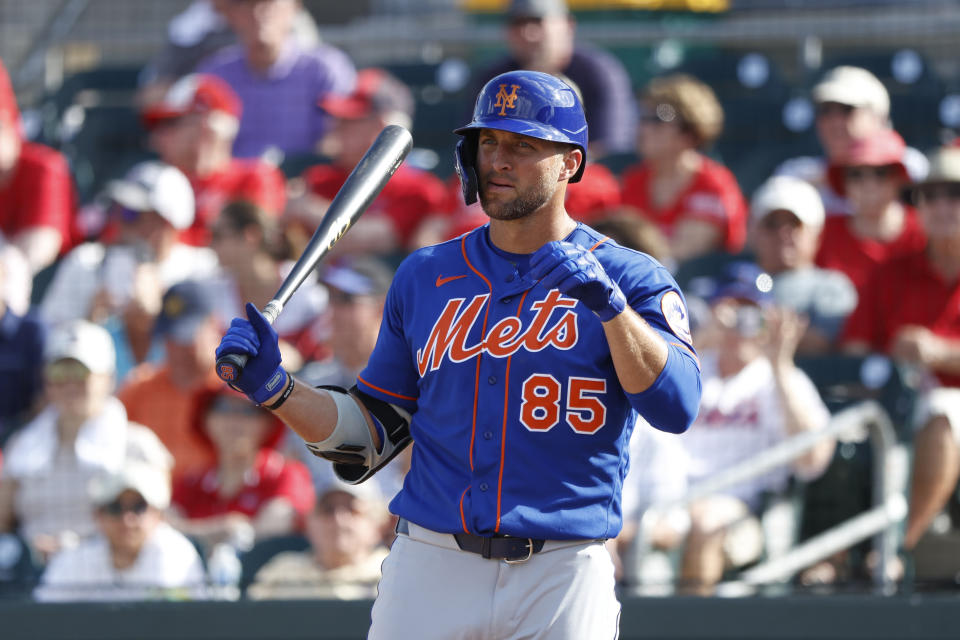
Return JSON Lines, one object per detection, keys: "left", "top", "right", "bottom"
{"left": 238, "top": 534, "right": 310, "bottom": 597}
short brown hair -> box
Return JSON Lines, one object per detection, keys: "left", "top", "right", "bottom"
{"left": 641, "top": 73, "right": 724, "bottom": 148}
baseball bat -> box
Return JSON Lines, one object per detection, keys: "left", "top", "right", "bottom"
{"left": 215, "top": 124, "right": 413, "bottom": 384}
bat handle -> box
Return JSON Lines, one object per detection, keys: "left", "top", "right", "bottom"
{"left": 215, "top": 299, "right": 285, "bottom": 384}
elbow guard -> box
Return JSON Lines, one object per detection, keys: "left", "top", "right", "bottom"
{"left": 626, "top": 344, "right": 701, "bottom": 434}
{"left": 304, "top": 385, "right": 412, "bottom": 485}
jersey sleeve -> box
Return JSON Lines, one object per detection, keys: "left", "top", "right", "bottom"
{"left": 616, "top": 253, "right": 702, "bottom": 433}
{"left": 356, "top": 262, "right": 420, "bottom": 412}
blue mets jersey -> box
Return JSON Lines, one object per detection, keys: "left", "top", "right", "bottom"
{"left": 356, "top": 223, "right": 701, "bottom": 540}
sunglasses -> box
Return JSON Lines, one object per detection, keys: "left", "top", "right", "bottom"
{"left": 100, "top": 498, "right": 150, "bottom": 517}
{"left": 816, "top": 102, "right": 857, "bottom": 118}
{"left": 916, "top": 183, "right": 960, "bottom": 203}
{"left": 44, "top": 360, "right": 92, "bottom": 384}
{"left": 845, "top": 165, "right": 895, "bottom": 181}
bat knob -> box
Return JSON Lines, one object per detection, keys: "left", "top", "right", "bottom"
{"left": 216, "top": 353, "right": 249, "bottom": 383}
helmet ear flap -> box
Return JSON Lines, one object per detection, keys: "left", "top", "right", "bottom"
{"left": 455, "top": 135, "right": 479, "bottom": 206}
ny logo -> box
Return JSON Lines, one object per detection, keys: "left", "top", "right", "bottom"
{"left": 494, "top": 84, "right": 521, "bottom": 115}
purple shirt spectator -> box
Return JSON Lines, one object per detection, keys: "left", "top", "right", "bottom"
{"left": 198, "top": 42, "right": 355, "bottom": 159}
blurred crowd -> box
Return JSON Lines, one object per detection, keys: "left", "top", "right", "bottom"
{"left": 1, "top": 0, "right": 960, "bottom": 601}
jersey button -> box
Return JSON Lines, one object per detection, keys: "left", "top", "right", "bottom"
{"left": 487, "top": 375, "right": 497, "bottom": 384}
{"left": 483, "top": 431, "right": 493, "bottom": 440}
{"left": 479, "top": 483, "right": 489, "bottom": 491}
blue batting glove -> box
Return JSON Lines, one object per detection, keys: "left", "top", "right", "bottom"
{"left": 528, "top": 241, "right": 627, "bottom": 322}
{"left": 215, "top": 303, "right": 287, "bottom": 404}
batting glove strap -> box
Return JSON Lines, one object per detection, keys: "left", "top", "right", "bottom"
{"left": 594, "top": 285, "right": 627, "bottom": 322}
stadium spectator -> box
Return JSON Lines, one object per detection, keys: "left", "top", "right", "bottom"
{"left": 39, "top": 161, "right": 218, "bottom": 378}
{"left": 142, "top": 74, "right": 287, "bottom": 246}
{"left": 589, "top": 208, "right": 671, "bottom": 266}
{"left": 168, "top": 386, "right": 314, "bottom": 552}
{"left": 621, "top": 73, "right": 748, "bottom": 263}
{"left": 34, "top": 456, "right": 207, "bottom": 602}
{"left": 647, "top": 263, "right": 833, "bottom": 594}
{"left": 289, "top": 68, "right": 446, "bottom": 256}
{"left": 776, "top": 65, "right": 928, "bottom": 217}
{"left": 290, "top": 256, "right": 396, "bottom": 495}
{"left": 197, "top": 0, "right": 356, "bottom": 159}
{"left": 0, "top": 321, "right": 167, "bottom": 560}
{"left": 749, "top": 176, "right": 857, "bottom": 354}
{"left": 0, "top": 58, "right": 75, "bottom": 275}
{"left": 0, "top": 240, "right": 45, "bottom": 443}
{"left": 137, "top": 0, "right": 321, "bottom": 106}
{"left": 817, "top": 128, "right": 926, "bottom": 296}
{"left": 468, "top": 0, "right": 636, "bottom": 157}
{"left": 117, "top": 281, "right": 222, "bottom": 478}
{"left": 208, "top": 200, "right": 328, "bottom": 370}
{"left": 247, "top": 470, "right": 388, "bottom": 600}
{"left": 841, "top": 147, "right": 960, "bottom": 556}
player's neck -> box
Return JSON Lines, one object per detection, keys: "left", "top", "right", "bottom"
{"left": 488, "top": 209, "right": 577, "bottom": 254}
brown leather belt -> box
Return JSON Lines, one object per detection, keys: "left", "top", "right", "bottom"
{"left": 396, "top": 517, "right": 545, "bottom": 563}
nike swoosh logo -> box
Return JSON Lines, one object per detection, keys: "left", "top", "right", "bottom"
{"left": 436, "top": 274, "right": 467, "bottom": 287}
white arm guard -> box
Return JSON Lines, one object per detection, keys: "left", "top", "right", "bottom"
{"left": 304, "top": 385, "right": 412, "bottom": 485}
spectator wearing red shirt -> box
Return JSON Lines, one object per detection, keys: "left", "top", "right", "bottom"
{"left": 818, "top": 129, "right": 926, "bottom": 296}
{"left": 0, "top": 59, "right": 75, "bottom": 274}
{"left": 169, "top": 386, "right": 314, "bottom": 550}
{"left": 842, "top": 147, "right": 960, "bottom": 555}
{"left": 287, "top": 68, "right": 446, "bottom": 256}
{"left": 143, "top": 73, "right": 286, "bottom": 247}
{"left": 622, "top": 74, "right": 747, "bottom": 264}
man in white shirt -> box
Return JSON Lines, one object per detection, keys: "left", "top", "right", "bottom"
{"left": 34, "top": 459, "right": 207, "bottom": 602}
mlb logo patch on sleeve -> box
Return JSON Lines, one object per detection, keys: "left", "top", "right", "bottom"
{"left": 660, "top": 291, "right": 692, "bottom": 345}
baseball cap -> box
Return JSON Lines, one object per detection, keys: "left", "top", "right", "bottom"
{"left": 508, "top": 0, "right": 569, "bottom": 19}
{"left": 708, "top": 262, "right": 774, "bottom": 307}
{"left": 153, "top": 280, "right": 218, "bottom": 343}
{"left": 105, "top": 161, "right": 195, "bottom": 230}
{"left": 141, "top": 73, "right": 242, "bottom": 129}
{"left": 918, "top": 147, "right": 960, "bottom": 185}
{"left": 826, "top": 128, "right": 910, "bottom": 196}
{"left": 88, "top": 461, "right": 171, "bottom": 511}
{"left": 321, "top": 256, "right": 393, "bottom": 297}
{"left": 44, "top": 319, "right": 117, "bottom": 375}
{"left": 750, "top": 175, "right": 825, "bottom": 228}
{"left": 812, "top": 66, "right": 890, "bottom": 119}
{"left": 319, "top": 68, "right": 414, "bottom": 121}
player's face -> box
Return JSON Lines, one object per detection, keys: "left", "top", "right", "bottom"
{"left": 475, "top": 128, "right": 567, "bottom": 221}
{"left": 751, "top": 209, "right": 821, "bottom": 273}
{"left": 917, "top": 182, "right": 960, "bottom": 238}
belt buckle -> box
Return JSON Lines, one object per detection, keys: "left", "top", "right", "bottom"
{"left": 503, "top": 538, "right": 534, "bottom": 564}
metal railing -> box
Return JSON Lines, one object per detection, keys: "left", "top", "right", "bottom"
{"left": 627, "top": 399, "right": 908, "bottom": 595}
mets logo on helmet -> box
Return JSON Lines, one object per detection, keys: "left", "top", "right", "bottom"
{"left": 494, "top": 84, "right": 520, "bottom": 116}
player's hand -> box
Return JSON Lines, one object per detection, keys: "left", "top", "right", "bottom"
{"left": 215, "top": 303, "right": 287, "bottom": 404}
{"left": 528, "top": 241, "right": 626, "bottom": 322}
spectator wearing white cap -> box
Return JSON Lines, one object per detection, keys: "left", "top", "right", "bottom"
{"left": 39, "top": 161, "right": 218, "bottom": 379}
{"left": 34, "top": 453, "right": 207, "bottom": 602}
{"left": 776, "top": 65, "right": 928, "bottom": 217}
{"left": 0, "top": 321, "right": 169, "bottom": 560}
{"left": 247, "top": 468, "right": 389, "bottom": 600}
{"left": 749, "top": 175, "right": 857, "bottom": 354}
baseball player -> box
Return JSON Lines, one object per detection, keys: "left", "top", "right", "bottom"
{"left": 216, "top": 70, "right": 701, "bottom": 639}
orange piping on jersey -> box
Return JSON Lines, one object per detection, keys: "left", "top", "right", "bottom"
{"left": 461, "top": 232, "right": 493, "bottom": 473}
{"left": 459, "top": 485, "right": 471, "bottom": 534}
{"left": 588, "top": 237, "right": 609, "bottom": 252}
{"left": 669, "top": 341, "right": 701, "bottom": 367}
{"left": 356, "top": 376, "right": 417, "bottom": 402}
{"left": 494, "top": 288, "right": 531, "bottom": 533}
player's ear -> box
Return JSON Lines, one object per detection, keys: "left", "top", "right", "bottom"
{"left": 558, "top": 146, "right": 583, "bottom": 182}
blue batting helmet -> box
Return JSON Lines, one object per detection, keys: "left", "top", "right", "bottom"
{"left": 453, "top": 70, "right": 588, "bottom": 205}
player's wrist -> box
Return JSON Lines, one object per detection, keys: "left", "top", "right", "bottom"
{"left": 251, "top": 366, "right": 289, "bottom": 405}
{"left": 593, "top": 286, "right": 627, "bottom": 322}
